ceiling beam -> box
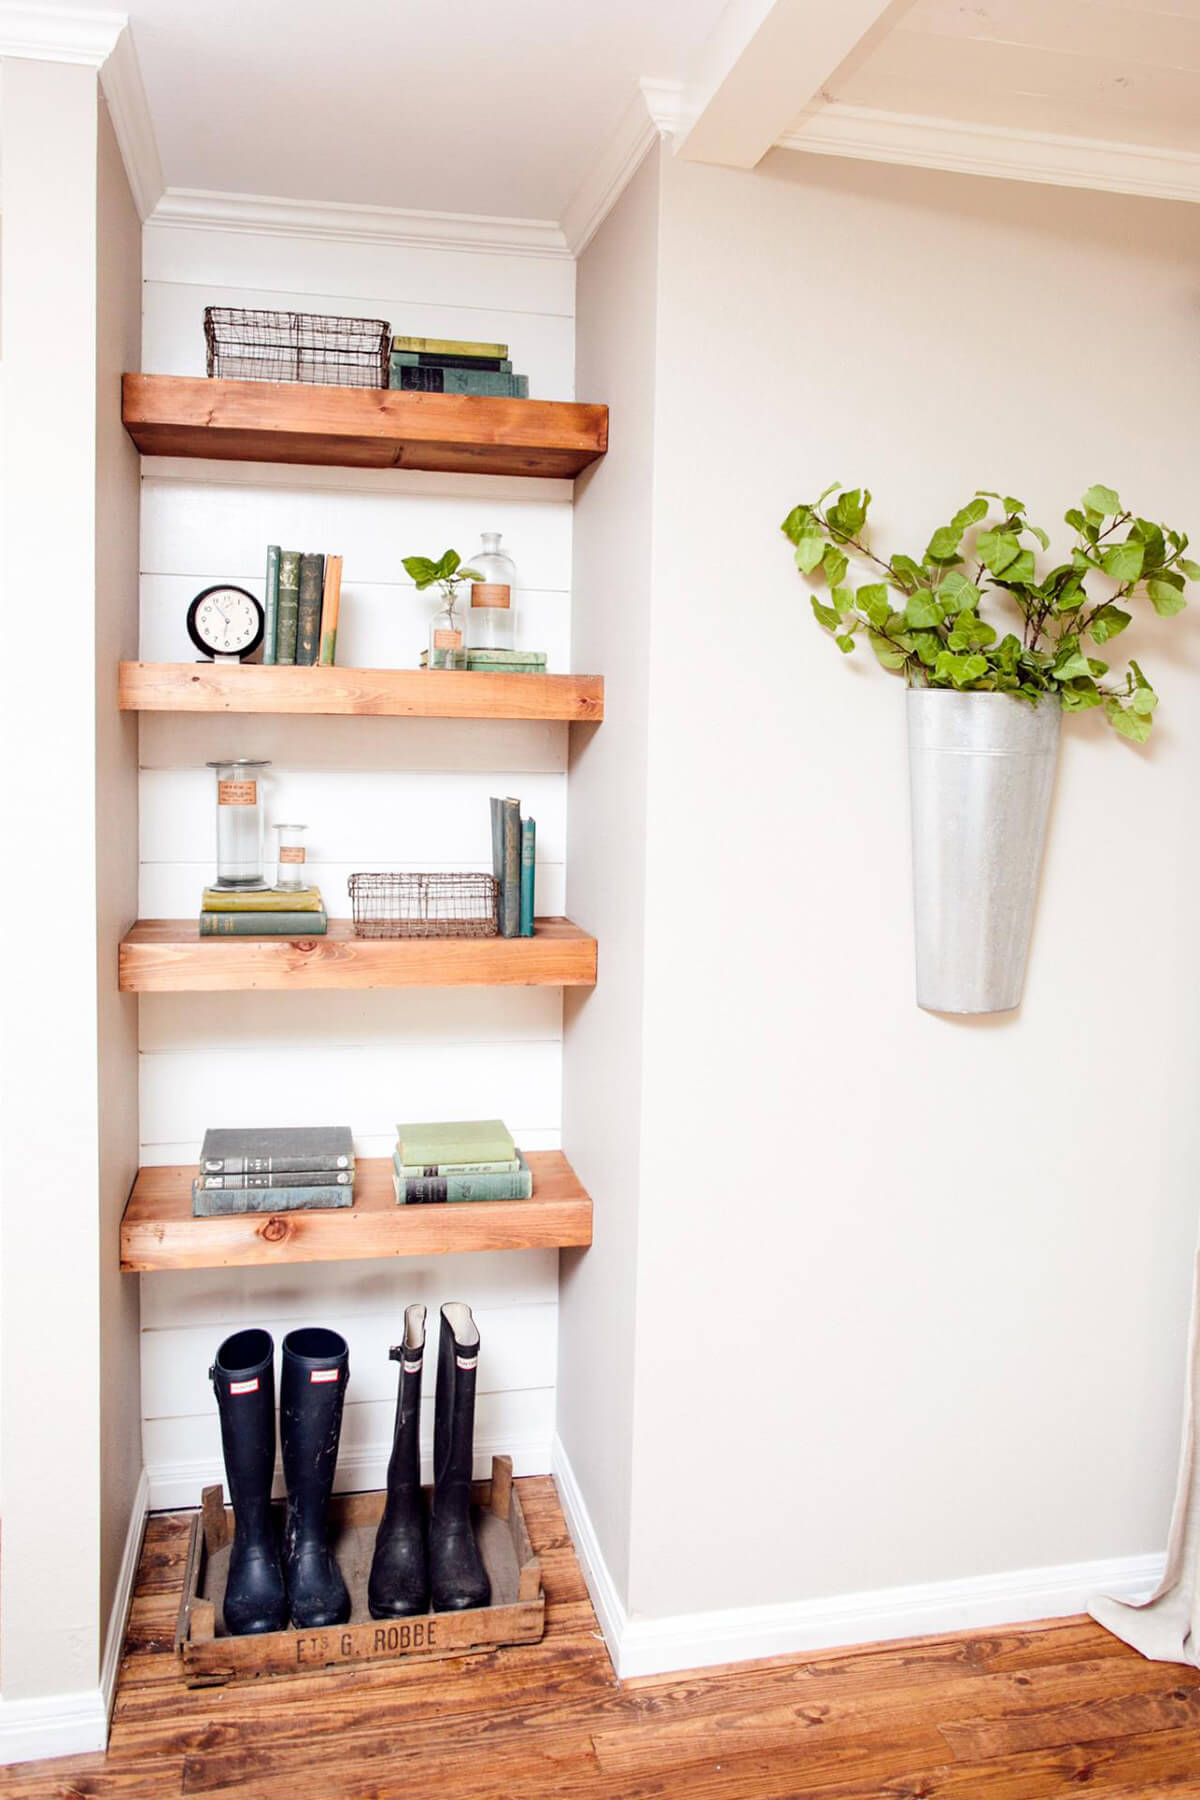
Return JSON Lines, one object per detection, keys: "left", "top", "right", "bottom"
{"left": 674, "top": 0, "right": 913, "bottom": 169}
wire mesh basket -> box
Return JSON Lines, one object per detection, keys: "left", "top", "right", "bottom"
{"left": 348, "top": 872, "right": 499, "bottom": 939}
{"left": 205, "top": 308, "right": 390, "bottom": 388}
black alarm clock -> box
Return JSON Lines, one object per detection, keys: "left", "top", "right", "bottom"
{"left": 187, "top": 585, "right": 265, "bottom": 661}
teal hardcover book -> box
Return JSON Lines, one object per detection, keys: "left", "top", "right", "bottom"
{"left": 263, "top": 544, "right": 280, "bottom": 665}
{"left": 520, "top": 817, "right": 535, "bottom": 937}
{"left": 193, "top": 1180, "right": 353, "bottom": 1216}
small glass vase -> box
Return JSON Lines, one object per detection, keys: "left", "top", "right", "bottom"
{"left": 428, "top": 585, "right": 466, "bottom": 669}
{"left": 274, "top": 823, "right": 308, "bottom": 890}
{"left": 467, "top": 532, "right": 517, "bottom": 651}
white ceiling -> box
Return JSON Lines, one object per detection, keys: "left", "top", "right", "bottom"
{"left": 99, "top": 0, "right": 727, "bottom": 219}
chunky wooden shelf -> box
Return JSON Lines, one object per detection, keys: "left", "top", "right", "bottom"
{"left": 120, "top": 1151, "right": 592, "bottom": 1272}
{"left": 118, "top": 917, "right": 597, "bottom": 993}
{"left": 118, "top": 662, "right": 604, "bottom": 722}
{"left": 122, "top": 374, "right": 608, "bottom": 478}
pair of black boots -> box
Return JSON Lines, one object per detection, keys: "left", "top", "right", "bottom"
{"left": 210, "top": 1324, "right": 349, "bottom": 1636}
{"left": 368, "top": 1301, "right": 490, "bottom": 1618}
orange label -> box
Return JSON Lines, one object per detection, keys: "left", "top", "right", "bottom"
{"left": 432, "top": 628, "right": 462, "bottom": 649}
{"left": 471, "top": 583, "right": 511, "bottom": 610}
{"left": 218, "top": 780, "right": 257, "bottom": 806}
{"left": 279, "top": 846, "right": 305, "bottom": 864}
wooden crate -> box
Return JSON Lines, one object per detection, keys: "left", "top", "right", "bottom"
{"left": 174, "top": 1455, "right": 543, "bottom": 1684}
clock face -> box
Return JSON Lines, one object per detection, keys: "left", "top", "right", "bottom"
{"left": 187, "top": 585, "right": 265, "bottom": 659}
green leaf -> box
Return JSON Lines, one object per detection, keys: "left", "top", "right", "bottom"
{"left": 1027, "top": 523, "right": 1050, "bottom": 550}
{"left": 977, "top": 529, "right": 1021, "bottom": 576}
{"left": 934, "top": 650, "right": 989, "bottom": 688}
{"left": 434, "top": 549, "right": 461, "bottom": 580}
{"left": 1100, "top": 541, "right": 1144, "bottom": 583}
{"left": 402, "top": 555, "right": 437, "bottom": 587}
{"left": 947, "top": 612, "right": 997, "bottom": 650}
{"left": 910, "top": 630, "right": 942, "bottom": 667}
{"left": 781, "top": 504, "right": 814, "bottom": 544}
{"left": 1083, "top": 484, "right": 1121, "bottom": 517}
{"left": 1060, "top": 679, "right": 1102, "bottom": 712}
{"left": 835, "top": 634, "right": 856, "bottom": 654}
{"left": 830, "top": 487, "right": 869, "bottom": 541}
{"left": 951, "top": 497, "right": 989, "bottom": 531}
{"left": 1130, "top": 685, "right": 1159, "bottom": 716}
{"left": 458, "top": 567, "right": 483, "bottom": 582}
{"left": 831, "top": 586, "right": 856, "bottom": 620}
{"left": 998, "top": 548, "right": 1037, "bottom": 585}
{"left": 810, "top": 595, "right": 839, "bottom": 632}
{"left": 1064, "top": 509, "right": 1088, "bottom": 533}
{"left": 868, "top": 632, "right": 908, "bottom": 671}
{"left": 905, "top": 590, "right": 943, "bottom": 629}
{"left": 856, "top": 582, "right": 891, "bottom": 630}
{"left": 925, "top": 524, "right": 964, "bottom": 562}
{"left": 1149, "top": 576, "right": 1188, "bottom": 617}
{"left": 938, "top": 571, "right": 982, "bottom": 616}
{"left": 1178, "top": 558, "right": 1200, "bottom": 581}
{"left": 1053, "top": 644, "right": 1091, "bottom": 681}
{"left": 1105, "top": 697, "right": 1152, "bottom": 743}
{"left": 889, "top": 554, "right": 924, "bottom": 592}
{"left": 1003, "top": 496, "right": 1025, "bottom": 515}
{"left": 793, "top": 532, "right": 826, "bottom": 575}
{"left": 1088, "top": 604, "right": 1132, "bottom": 643}
{"left": 822, "top": 544, "right": 849, "bottom": 587}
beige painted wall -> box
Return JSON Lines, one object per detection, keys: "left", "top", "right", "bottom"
{"left": 567, "top": 142, "right": 1200, "bottom": 1626}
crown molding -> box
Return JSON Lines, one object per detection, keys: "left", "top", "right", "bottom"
{"left": 779, "top": 103, "right": 1200, "bottom": 207}
{"left": 148, "top": 188, "right": 571, "bottom": 259}
{"left": 99, "top": 23, "right": 163, "bottom": 219}
{"left": 0, "top": 4, "right": 122, "bottom": 64}
{"left": 561, "top": 79, "right": 682, "bottom": 257}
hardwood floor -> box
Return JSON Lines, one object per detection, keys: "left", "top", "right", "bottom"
{"left": 4, "top": 1479, "right": 1199, "bottom": 1799}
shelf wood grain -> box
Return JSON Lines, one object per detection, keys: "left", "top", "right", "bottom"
{"left": 121, "top": 1151, "right": 592, "bottom": 1272}
{"left": 122, "top": 374, "right": 608, "bottom": 478}
{"left": 118, "top": 916, "right": 597, "bottom": 993}
{"left": 118, "top": 662, "right": 604, "bottom": 721}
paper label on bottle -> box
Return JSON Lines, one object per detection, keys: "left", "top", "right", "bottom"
{"left": 432, "top": 628, "right": 463, "bottom": 649}
{"left": 310, "top": 1368, "right": 339, "bottom": 1384}
{"left": 218, "top": 780, "right": 257, "bottom": 807}
{"left": 229, "top": 1378, "right": 259, "bottom": 1395}
{"left": 279, "top": 846, "right": 305, "bottom": 865}
{"left": 471, "top": 583, "right": 511, "bottom": 609}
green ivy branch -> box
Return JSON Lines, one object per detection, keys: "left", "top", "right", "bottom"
{"left": 780, "top": 484, "right": 1198, "bottom": 742}
{"left": 402, "top": 548, "right": 482, "bottom": 604}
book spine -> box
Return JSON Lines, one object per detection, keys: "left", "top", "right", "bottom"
{"left": 202, "top": 1152, "right": 355, "bottom": 1175}
{"left": 500, "top": 798, "right": 521, "bottom": 938}
{"left": 390, "top": 351, "right": 512, "bottom": 372}
{"left": 263, "top": 544, "right": 281, "bottom": 665}
{"left": 276, "top": 551, "right": 301, "bottom": 664}
{"left": 395, "top": 1158, "right": 519, "bottom": 1177}
{"left": 389, "top": 365, "right": 525, "bottom": 397}
{"left": 193, "top": 1182, "right": 354, "bottom": 1216}
{"left": 296, "top": 553, "right": 325, "bottom": 666}
{"left": 490, "top": 796, "right": 505, "bottom": 898}
{"left": 318, "top": 554, "right": 343, "bottom": 666}
{"left": 201, "top": 1168, "right": 354, "bottom": 1190}
{"left": 392, "top": 335, "right": 508, "bottom": 358}
{"left": 395, "top": 1155, "right": 532, "bottom": 1204}
{"left": 520, "top": 816, "right": 536, "bottom": 938}
{"left": 199, "top": 911, "right": 328, "bottom": 936}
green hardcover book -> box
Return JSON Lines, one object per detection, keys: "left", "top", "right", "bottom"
{"left": 496, "top": 796, "right": 521, "bottom": 938}
{"left": 389, "top": 365, "right": 529, "bottom": 398}
{"left": 395, "top": 1157, "right": 520, "bottom": 1177}
{"left": 199, "top": 910, "right": 328, "bottom": 936}
{"left": 263, "top": 544, "right": 281, "bottom": 665}
{"left": 296, "top": 552, "right": 325, "bottom": 666}
{"left": 392, "top": 335, "right": 508, "bottom": 358}
{"left": 465, "top": 648, "right": 546, "bottom": 663}
{"left": 199, "top": 1167, "right": 353, "bottom": 1190}
{"left": 520, "top": 816, "right": 535, "bottom": 938}
{"left": 393, "top": 1149, "right": 531, "bottom": 1205}
{"left": 390, "top": 351, "right": 513, "bottom": 373}
{"left": 395, "top": 1118, "right": 515, "bottom": 1167}
{"left": 201, "top": 885, "right": 324, "bottom": 912}
{"left": 193, "top": 1179, "right": 353, "bottom": 1217}
{"left": 276, "top": 550, "right": 301, "bottom": 664}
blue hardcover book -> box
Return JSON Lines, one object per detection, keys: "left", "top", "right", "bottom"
{"left": 263, "top": 544, "right": 280, "bottom": 664}
{"left": 520, "top": 817, "right": 535, "bottom": 937}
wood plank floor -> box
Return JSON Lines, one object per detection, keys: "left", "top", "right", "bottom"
{"left": 4, "top": 1479, "right": 1199, "bottom": 1799}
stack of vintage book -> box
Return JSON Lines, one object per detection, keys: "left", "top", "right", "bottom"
{"left": 420, "top": 648, "right": 548, "bottom": 675}
{"left": 193, "top": 1126, "right": 356, "bottom": 1216}
{"left": 262, "top": 548, "right": 343, "bottom": 666}
{"left": 490, "top": 796, "right": 535, "bottom": 938}
{"left": 199, "top": 885, "right": 328, "bottom": 936}
{"left": 392, "top": 1119, "right": 532, "bottom": 1205}
{"left": 388, "top": 335, "right": 530, "bottom": 398}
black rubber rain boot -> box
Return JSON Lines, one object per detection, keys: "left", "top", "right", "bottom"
{"left": 209, "top": 1328, "right": 288, "bottom": 1636}
{"left": 280, "top": 1326, "right": 351, "bottom": 1628}
{"left": 368, "top": 1303, "right": 429, "bottom": 1618}
{"left": 429, "top": 1302, "right": 490, "bottom": 1612}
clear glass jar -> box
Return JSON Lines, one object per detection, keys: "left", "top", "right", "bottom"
{"left": 467, "top": 531, "right": 517, "bottom": 651}
{"left": 274, "top": 823, "right": 308, "bottom": 890}
{"left": 428, "top": 584, "right": 466, "bottom": 669}
{"left": 207, "top": 760, "right": 270, "bottom": 888}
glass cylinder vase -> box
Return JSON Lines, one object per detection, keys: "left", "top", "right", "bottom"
{"left": 207, "top": 759, "right": 270, "bottom": 888}
{"left": 467, "top": 531, "right": 517, "bottom": 651}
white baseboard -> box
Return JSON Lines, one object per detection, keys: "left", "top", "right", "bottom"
{"left": 552, "top": 1434, "right": 1166, "bottom": 1681}
{"left": 0, "top": 1467, "right": 149, "bottom": 1765}
{"left": 148, "top": 1432, "right": 552, "bottom": 1511}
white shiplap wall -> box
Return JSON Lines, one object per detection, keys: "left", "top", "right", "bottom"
{"left": 138, "top": 219, "right": 575, "bottom": 1508}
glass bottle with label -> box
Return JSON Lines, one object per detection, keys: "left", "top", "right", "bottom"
{"left": 274, "top": 823, "right": 308, "bottom": 890}
{"left": 428, "top": 583, "right": 466, "bottom": 669}
{"left": 466, "top": 532, "right": 517, "bottom": 651}
{"left": 207, "top": 759, "right": 270, "bottom": 888}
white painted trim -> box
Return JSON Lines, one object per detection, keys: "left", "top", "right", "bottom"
{"left": 0, "top": 1468, "right": 147, "bottom": 1765}
{"left": 99, "top": 24, "right": 163, "bottom": 220}
{"left": 552, "top": 1434, "right": 1165, "bottom": 1680}
{"left": 561, "top": 80, "right": 680, "bottom": 257}
{"left": 148, "top": 188, "right": 570, "bottom": 260}
{"left": 0, "top": 4, "right": 122, "bottom": 65}
{"left": 148, "top": 1431, "right": 551, "bottom": 1512}
{"left": 779, "top": 103, "right": 1200, "bottom": 207}
{"left": 100, "top": 1467, "right": 150, "bottom": 1722}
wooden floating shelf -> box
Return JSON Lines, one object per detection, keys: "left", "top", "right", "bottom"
{"left": 118, "top": 917, "right": 597, "bottom": 993}
{"left": 122, "top": 374, "right": 608, "bottom": 479}
{"left": 118, "top": 662, "right": 604, "bottom": 722}
{"left": 121, "top": 1151, "right": 592, "bottom": 1272}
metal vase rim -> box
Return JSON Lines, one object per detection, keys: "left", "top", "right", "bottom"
{"left": 905, "top": 687, "right": 1061, "bottom": 1015}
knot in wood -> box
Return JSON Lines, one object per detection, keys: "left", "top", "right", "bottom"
{"left": 260, "top": 1216, "right": 290, "bottom": 1243}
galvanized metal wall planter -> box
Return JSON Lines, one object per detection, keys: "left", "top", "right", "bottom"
{"left": 906, "top": 690, "right": 1060, "bottom": 1014}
